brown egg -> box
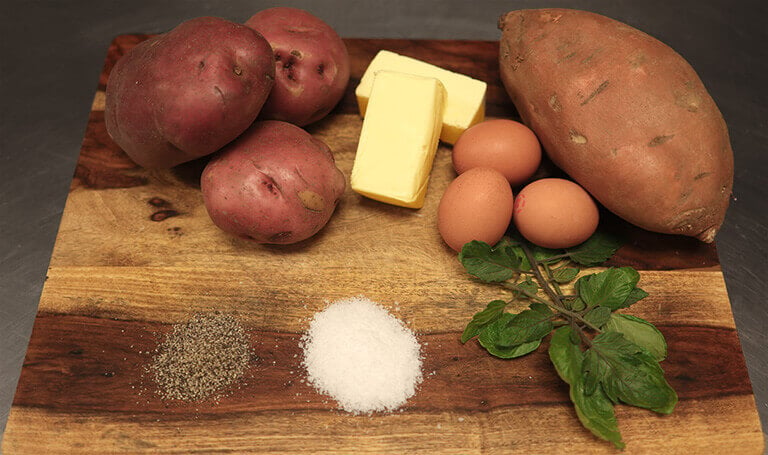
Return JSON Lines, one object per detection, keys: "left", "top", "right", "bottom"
{"left": 513, "top": 178, "right": 599, "bottom": 249}
{"left": 452, "top": 119, "right": 542, "bottom": 187}
{"left": 438, "top": 167, "right": 514, "bottom": 252}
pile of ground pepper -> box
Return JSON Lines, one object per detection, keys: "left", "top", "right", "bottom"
{"left": 149, "top": 311, "right": 251, "bottom": 402}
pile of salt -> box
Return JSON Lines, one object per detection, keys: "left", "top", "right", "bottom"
{"left": 301, "top": 296, "right": 423, "bottom": 414}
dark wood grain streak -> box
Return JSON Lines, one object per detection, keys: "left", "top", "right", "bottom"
{"left": 602, "top": 209, "right": 720, "bottom": 270}
{"left": 74, "top": 110, "right": 146, "bottom": 190}
{"left": 13, "top": 313, "right": 752, "bottom": 415}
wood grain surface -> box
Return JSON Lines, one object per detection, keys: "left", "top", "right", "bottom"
{"left": 2, "top": 36, "right": 763, "bottom": 454}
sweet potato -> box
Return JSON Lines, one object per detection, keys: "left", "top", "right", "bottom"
{"left": 498, "top": 8, "right": 733, "bottom": 242}
{"left": 105, "top": 17, "right": 275, "bottom": 168}
{"left": 245, "top": 7, "right": 350, "bottom": 126}
{"left": 201, "top": 120, "right": 346, "bottom": 244}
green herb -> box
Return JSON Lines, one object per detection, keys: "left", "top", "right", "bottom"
{"left": 459, "top": 232, "right": 677, "bottom": 449}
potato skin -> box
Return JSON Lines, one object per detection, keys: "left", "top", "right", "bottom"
{"left": 105, "top": 17, "right": 275, "bottom": 168}
{"left": 498, "top": 9, "right": 733, "bottom": 242}
{"left": 201, "top": 120, "right": 346, "bottom": 244}
{"left": 245, "top": 7, "right": 350, "bottom": 126}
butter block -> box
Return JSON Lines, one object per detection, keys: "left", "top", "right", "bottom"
{"left": 351, "top": 71, "right": 446, "bottom": 209}
{"left": 355, "top": 50, "right": 487, "bottom": 144}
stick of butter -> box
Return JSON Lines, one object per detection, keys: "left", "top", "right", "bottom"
{"left": 351, "top": 71, "right": 446, "bottom": 209}
{"left": 356, "top": 50, "right": 487, "bottom": 144}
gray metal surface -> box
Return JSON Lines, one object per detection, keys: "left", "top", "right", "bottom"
{"left": 2, "top": 0, "right": 765, "bottom": 451}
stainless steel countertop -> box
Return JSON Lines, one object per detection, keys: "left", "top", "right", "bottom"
{"left": 1, "top": 0, "right": 765, "bottom": 451}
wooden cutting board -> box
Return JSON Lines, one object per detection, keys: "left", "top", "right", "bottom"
{"left": 3, "top": 36, "right": 763, "bottom": 454}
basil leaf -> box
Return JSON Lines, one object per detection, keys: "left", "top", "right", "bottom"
{"left": 516, "top": 277, "right": 539, "bottom": 297}
{"left": 552, "top": 266, "right": 579, "bottom": 284}
{"left": 619, "top": 287, "right": 649, "bottom": 309}
{"left": 497, "top": 307, "right": 554, "bottom": 347}
{"left": 586, "top": 332, "right": 678, "bottom": 414}
{"left": 529, "top": 301, "right": 553, "bottom": 316}
{"left": 584, "top": 306, "right": 612, "bottom": 329}
{"left": 516, "top": 249, "right": 532, "bottom": 271}
{"left": 460, "top": 300, "right": 508, "bottom": 343}
{"left": 604, "top": 313, "right": 667, "bottom": 361}
{"left": 569, "top": 326, "right": 582, "bottom": 345}
{"left": 503, "top": 233, "right": 558, "bottom": 269}
{"left": 566, "top": 232, "right": 623, "bottom": 266}
{"left": 478, "top": 313, "right": 541, "bottom": 358}
{"left": 577, "top": 267, "right": 640, "bottom": 310}
{"left": 510, "top": 245, "right": 532, "bottom": 271}
{"left": 531, "top": 244, "right": 562, "bottom": 263}
{"left": 459, "top": 241, "right": 521, "bottom": 282}
{"left": 550, "top": 327, "right": 625, "bottom": 449}
{"left": 549, "top": 326, "right": 583, "bottom": 385}
{"left": 481, "top": 338, "right": 541, "bottom": 359}
{"left": 572, "top": 382, "right": 626, "bottom": 449}
{"left": 582, "top": 348, "right": 611, "bottom": 398}
{"left": 492, "top": 236, "right": 516, "bottom": 249}
{"left": 571, "top": 296, "right": 586, "bottom": 311}
{"left": 478, "top": 312, "right": 514, "bottom": 344}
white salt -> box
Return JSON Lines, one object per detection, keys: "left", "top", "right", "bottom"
{"left": 301, "top": 296, "right": 423, "bottom": 414}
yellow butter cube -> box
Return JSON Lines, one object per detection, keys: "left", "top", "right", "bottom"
{"left": 351, "top": 71, "right": 446, "bottom": 209}
{"left": 355, "top": 50, "right": 487, "bottom": 144}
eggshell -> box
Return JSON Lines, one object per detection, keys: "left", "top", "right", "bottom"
{"left": 513, "top": 178, "right": 599, "bottom": 249}
{"left": 452, "top": 119, "right": 542, "bottom": 187}
{"left": 438, "top": 167, "right": 514, "bottom": 252}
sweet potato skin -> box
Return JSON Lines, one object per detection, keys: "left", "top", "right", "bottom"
{"left": 201, "top": 120, "right": 346, "bottom": 244}
{"left": 105, "top": 17, "right": 275, "bottom": 168}
{"left": 498, "top": 9, "right": 733, "bottom": 242}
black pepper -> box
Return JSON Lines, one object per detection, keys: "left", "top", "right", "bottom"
{"left": 149, "top": 312, "right": 251, "bottom": 402}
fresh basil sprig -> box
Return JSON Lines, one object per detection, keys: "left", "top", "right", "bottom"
{"left": 459, "top": 232, "right": 677, "bottom": 449}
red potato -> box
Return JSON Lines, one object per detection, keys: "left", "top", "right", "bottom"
{"left": 201, "top": 120, "right": 346, "bottom": 244}
{"left": 245, "top": 7, "right": 350, "bottom": 126}
{"left": 105, "top": 17, "right": 275, "bottom": 168}
{"left": 498, "top": 9, "right": 734, "bottom": 242}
